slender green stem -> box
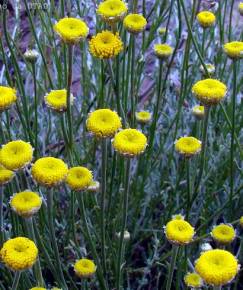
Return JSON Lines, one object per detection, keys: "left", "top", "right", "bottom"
{"left": 101, "top": 139, "right": 107, "bottom": 274}
{"left": 116, "top": 158, "right": 131, "bottom": 290}
{"left": 12, "top": 271, "right": 21, "bottom": 290}
{"left": 0, "top": 186, "right": 4, "bottom": 246}
{"left": 130, "top": 34, "right": 136, "bottom": 126}
{"left": 165, "top": 245, "right": 179, "bottom": 290}
{"left": 213, "top": 286, "right": 222, "bottom": 290}
{"left": 32, "top": 62, "right": 38, "bottom": 158}
{"left": 25, "top": 217, "right": 44, "bottom": 287}
{"left": 230, "top": 60, "right": 237, "bottom": 217}
{"left": 201, "top": 29, "right": 206, "bottom": 58}
{"left": 186, "top": 158, "right": 191, "bottom": 220}
{"left": 47, "top": 190, "right": 68, "bottom": 289}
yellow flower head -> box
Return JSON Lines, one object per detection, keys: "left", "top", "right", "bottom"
{"left": 112, "top": 128, "right": 147, "bottom": 157}
{"left": 54, "top": 17, "right": 89, "bottom": 44}
{"left": 123, "top": 14, "right": 147, "bottom": 34}
{"left": 192, "top": 105, "right": 205, "bottom": 120}
{"left": 158, "top": 27, "right": 166, "bottom": 35}
{"left": 239, "top": 216, "right": 243, "bottom": 228}
{"left": 87, "top": 180, "right": 100, "bottom": 193}
{"left": 86, "top": 109, "right": 122, "bottom": 138}
{"left": 239, "top": 2, "right": 243, "bottom": 15}
{"left": 89, "top": 31, "right": 123, "bottom": 59}
{"left": 184, "top": 272, "right": 203, "bottom": 288}
{"left": 199, "top": 63, "right": 215, "bottom": 76}
{"left": 211, "top": 224, "right": 236, "bottom": 245}
{"left": 135, "top": 111, "right": 151, "bottom": 124}
{"left": 165, "top": 219, "right": 195, "bottom": 245}
{"left": 175, "top": 136, "right": 201, "bottom": 157}
{"left": 0, "top": 165, "right": 14, "bottom": 185}
{"left": 192, "top": 79, "right": 227, "bottom": 106}
{"left": 0, "top": 237, "right": 38, "bottom": 271}
{"left": 0, "top": 140, "right": 33, "bottom": 171}
{"left": 44, "top": 89, "right": 74, "bottom": 112}
{"left": 31, "top": 157, "right": 68, "bottom": 187}
{"left": 195, "top": 249, "right": 239, "bottom": 286}
{"left": 197, "top": 11, "right": 216, "bottom": 28}
{"left": 223, "top": 41, "right": 243, "bottom": 59}
{"left": 74, "top": 258, "right": 96, "bottom": 278}
{"left": 97, "top": 0, "right": 128, "bottom": 24}
{"left": 154, "top": 44, "right": 173, "bottom": 59}
{"left": 66, "top": 166, "right": 93, "bottom": 191}
{"left": 30, "top": 288, "right": 46, "bottom": 290}
{"left": 0, "top": 86, "right": 17, "bottom": 112}
{"left": 10, "top": 191, "right": 42, "bottom": 218}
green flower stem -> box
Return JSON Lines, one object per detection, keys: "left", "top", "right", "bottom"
{"left": 201, "top": 28, "right": 206, "bottom": 58}
{"left": 165, "top": 245, "right": 179, "bottom": 290}
{"left": 0, "top": 186, "right": 4, "bottom": 246}
{"left": 12, "top": 271, "right": 21, "bottom": 290}
{"left": 66, "top": 44, "right": 74, "bottom": 154}
{"left": 31, "top": 62, "right": 38, "bottom": 158}
{"left": 230, "top": 60, "right": 237, "bottom": 217}
{"left": 116, "top": 158, "right": 131, "bottom": 290}
{"left": 186, "top": 158, "right": 191, "bottom": 220}
{"left": 25, "top": 217, "right": 44, "bottom": 287}
{"left": 101, "top": 139, "right": 107, "bottom": 274}
{"left": 47, "top": 190, "right": 68, "bottom": 289}
{"left": 130, "top": 34, "right": 136, "bottom": 126}
{"left": 214, "top": 286, "right": 222, "bottom": 290}
{"left": 77, "top": 193, "right": 108, "bottom": 290}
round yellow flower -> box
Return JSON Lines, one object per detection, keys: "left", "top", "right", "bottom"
{"left": 74, "top": 258, "right": 96, "bottom": 278}
{"left": 239, "top": 216, "right": 243, "bottom": 228}
{"left": 199, "top": 63, "right": 215, "bottom": 76}
{"left": 97, "top": 0, "right": 127, "bottom": 24}
{"left": 0, "top": 140, "right": 33, "bottom": 171}
{"left": 0, "top": 86, "right": 17, "bottom": 112}
{"left": 165, "top": 219, "right": 195, "bottom": 245}
{"left": 158, "top": 27, "right": 166, "bottom": 35}
{"left": 192, "top": 105, "right": 205, "bottom": 120}
{"left": 154, "top": 44, "right": 173, "bottom": 59}
{"left": 123, "top": 14, "right": 147, "bottom": 34}
{"left": 239, "top": 2, "right": 243, "bottom": 15}
{"left": 175, "top": 136, "right": 201, "bottom": 157}
{"left": 10, "top": 191, "right": 42, "bottom": 218}
{"left": 54, "top": 17, "right": 89, "bottom": 44}
{"left": 89, "top": 31, "right": 123, "bottom": 59}
{"left": 44, "top": 89, "right": 74, "bottom": 112}
{"left": 135, "top": 111, "right": 151, "bottom": 124}
{"left": 87, "top": 180, "right": 100, "bottom": 193}
{"left": 30, "top": 288, "right": 46, "bottom": 290}
{"left": 195, "top": 249, "right": 239, "bottom": 286}
{"left": 0, "top": 237, "right": 38, "bottom": 271}
{"left": 197, "top": 11, "right": 216, "bottom": 28}
{"left": 66, "top": 166, "right": 93, "bottom": 191}
{"left": 223, "top": 41, "right": 243, "bottom": 59}
{"left": 86, "top": 109, "right": 122, "bottom": 138}
{"left": 184, "top": 272, "right": 203, "bottom": 288}
{"left": 192, "top": 79, "right": 227, "bottom": 106}
{"left": 112, "top": 129, "right": 147, "bottom": 157}
{"left": 0, "top": 165, "right": 14, "bottom": 185}
{"left": 31, "top": 157, "right": 68, "bottom": 187}
{"left": 211, "top": 224, "right": 236, "bottom": 245}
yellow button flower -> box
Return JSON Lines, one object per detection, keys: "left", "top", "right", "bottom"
{"left": 66, "top": 166, "right": 93, "bottom": 191}
{"left": 86, "top": 109, "right": 122, "bottom": 138}
{"left": 74, "top": 258, "right": 96, "bottom": 278}
{"left": 0, "top": 86, "right": 17, "bottom": 112}
{"left": 165, "top": 219, "right": 195, "bottom": 245}
{"left": 192, "top": 105, "right": 205, "bottom": 120}
{"left": 0, "top": 140, "right": 33, "bottom": 171}
{"left": 31, "top": 157, "right": 68, "bottom": 187}
{"left": 223, "top": 41, "right": 243, "bottom": 59}
{"left": 89, "top": 31, "right": 123, "bottom": 59}
{"left": 123, "top": 14, "right": 147, "bottom": 34}
{"left": 195, "top": 249, "right": 239, "bottom": 286}
{"left": 211, "top": 224, "right": 236, "bottom": 245}
{"left": 158, "top": 27, "right": 166, "bottom": 35}
{"left": 175, "top": 136, "right": 201, "bottom": 157}
{"left": 54, "top": 17, "right": 89, "bottom": 44}
{"left": 184, "top": 272, "right": 203, "bottom": 288}
{"left": 154, "top": 44, "right": 173, "bottom": 59}
{"left": 0, "top": 165, "right": 14, "bottom": 185}
{"left": 10, "top": 191, "right": 42, "bottom": 218}
{"left": 192, "top": 78, "right": 227, "bottom": 106}
{"left": 239, "top": 2, "right": 243, "bottom": 15}
{"left": 97, "top": 0, "right": 127, "bottom": 24}
{"left": 135, "top": 111, "right": 151, "bottom": 124}
{"left": 0, "top": 237, "right": 38, "bottom": 271}
{"left": 197, "top": 11, "right": 216, "bottom": 28}
{"left": 112, "top": 128, "right": 147, "bottom": 157}
{"left": 44, "top": 89, "right": 74, "bottom": 112}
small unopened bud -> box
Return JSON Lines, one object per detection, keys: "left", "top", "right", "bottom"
{"left": 239, "top": 2, "right": 243, "bottom": 16}
{"left": 24, "top": 49, "right": 39, "bottom": 63}
{"left": 199, "top": 63, "right": 215, "bottom": 76}
{"left": 116, "top": 230, "right": 130, "bottom": 241}
{"left": 200, "top": 243, "right": 212, "bottom": 252}
{"left": 192, "top": 105, "right": 205, "bottom": 120}
{"left": 87, "top": 180, "right": 100, "bottom": 193}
